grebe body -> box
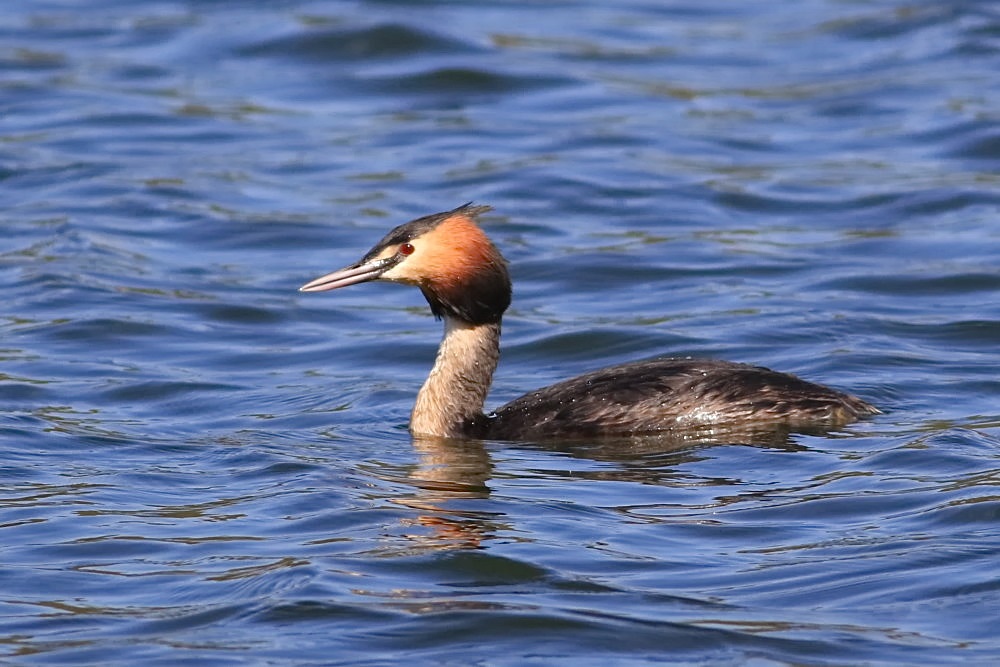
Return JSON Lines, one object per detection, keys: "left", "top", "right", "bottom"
{"left": 300, "top": 204, "right": 878, "bottom": 440}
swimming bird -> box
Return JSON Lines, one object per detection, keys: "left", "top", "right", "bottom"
{"left": 300, "top": 204, "right": 878, "bottom": 441}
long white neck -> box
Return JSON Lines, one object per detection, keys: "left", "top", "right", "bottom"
{"left": 410, "top": 316, "right": 500, "bottom": 438}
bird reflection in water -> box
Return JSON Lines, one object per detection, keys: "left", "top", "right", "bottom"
{"left": 390, "top": 435, "right": 499, "bottom": 551}
{"left": 386, "top": 425, "right": 814, "bottom": 552}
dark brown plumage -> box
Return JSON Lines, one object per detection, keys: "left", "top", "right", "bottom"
{"left": 479, "top": 358, "right": 876, "bottom": 440}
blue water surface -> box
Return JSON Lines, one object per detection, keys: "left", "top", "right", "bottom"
{"left": 2, "top": 0, "right": 1000, "bottom": 664}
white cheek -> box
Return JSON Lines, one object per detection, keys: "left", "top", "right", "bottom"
{"left": 381, "top": 260, "right": 419, "bottom": 284}
{"left": 381, "top": 263, "right": 403, "bottom": 280}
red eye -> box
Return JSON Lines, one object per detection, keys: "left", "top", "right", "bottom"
{"left": 399, "top": 242, "right": 415, "bottom": 255}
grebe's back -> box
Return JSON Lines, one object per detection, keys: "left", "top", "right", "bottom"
{"left": 479, "top": 357, "right": 877, "bottom": 441}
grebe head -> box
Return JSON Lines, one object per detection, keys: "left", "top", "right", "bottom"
{"left": 299, "top": 203, "right": 511, "bottom": 325}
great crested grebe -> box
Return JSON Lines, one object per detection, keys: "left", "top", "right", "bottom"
{"left": 300, "top": 204, "right": 879, "bottom": 440}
